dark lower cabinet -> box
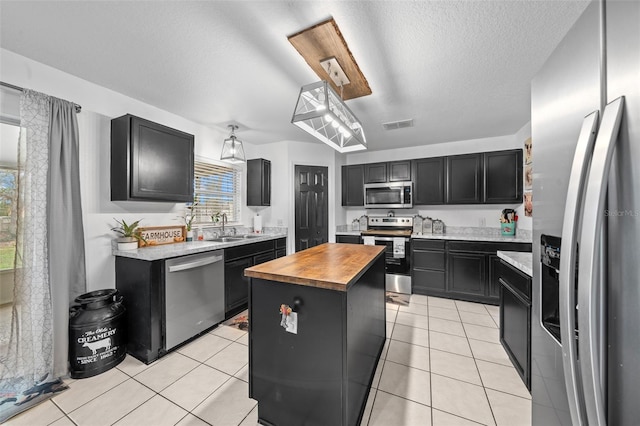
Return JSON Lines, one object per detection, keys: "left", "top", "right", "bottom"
{"left": 115, "top": 257, "right": 164, "bottom": 363}
{"left": 411, "top": 240, "right": 446, "bottom": 295}
{"left": 249, "top": 255, "right": 385, "bottom": 426}
{"left": 336, "top": 234, "right": 362, "bottom": 244}
{"left": 225, "top": 238, "right": 286, "bottom": 317}
{"left": 412, "top": 240, "right": 532, "bottom": 305}
{"left": 499, "top": 259, "right": 532, "bottom": 390}
{"left": 224, "top": 256, "right": 253, "bottom": 314}
{"left": 447, "top": 251, "right": 486, "bottom": 298}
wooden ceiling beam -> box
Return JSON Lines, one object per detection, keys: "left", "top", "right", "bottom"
{"left": 288, "top": 18, "right": 372, "bottom": 100}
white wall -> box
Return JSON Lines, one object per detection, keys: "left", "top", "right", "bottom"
{"left": 244, "top": 139, "right": 339, "bottom": 252}
{"left": 0, "top": 49, "right": 237, "bottom": 291}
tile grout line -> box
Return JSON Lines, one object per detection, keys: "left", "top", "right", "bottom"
{"left": 457, "top": 301, "right": 500, "bottom": 426}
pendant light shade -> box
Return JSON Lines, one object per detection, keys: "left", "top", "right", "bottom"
{"left": 220, "top": 124, "right": 246, "bottom": 164}
{"left": 291, "top": 81, "right": 366, "bottom": 153}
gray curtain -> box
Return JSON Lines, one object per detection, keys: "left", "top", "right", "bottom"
{"left": 48, "top": 97, "right": 86, "bottom": 377}
{"left": 0, "top": 89, "right": 85, "bottom": 422}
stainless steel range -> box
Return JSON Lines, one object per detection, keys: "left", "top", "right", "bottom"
{"left": 361, "top": 216, "right": 413, "bottom": 294}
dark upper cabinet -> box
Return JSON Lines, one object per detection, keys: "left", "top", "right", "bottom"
{"left": 446, "top": 153, "right": 483, "bottom": 204}
{"left": 364, "top": 160, "right": 411, "bottom": 183}
{"left": 341, "top": 164, "right": 364, "bottom": 206}
{"left": 111, "top": 114, "right": 194, "bottom": 202}
{"left": 484, "top": 149, "right": 523, "bottom": 203}
{"left": 247, "top": 158, "right": 271, "bottom": 206}
{"left": 388, "top": 160, "right": 412, "bottom": 182}
{"left": 412, "top": 157, "right": 445, "bottom": 205}
{"left": 364, "top": 162, "right": 387, "bottom": 183}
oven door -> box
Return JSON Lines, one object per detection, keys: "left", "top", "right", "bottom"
{"left": 373, "top": 237, "right": 412, "bottom": 294}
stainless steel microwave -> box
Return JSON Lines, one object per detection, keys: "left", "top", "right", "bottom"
{"left": 364, "top": 182, "right": 413, "bottom": 209}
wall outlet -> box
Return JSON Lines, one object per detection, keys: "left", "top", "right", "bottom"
{"left": 479, "top": 218, "right": 486, "bottom": 227}
{"left": 277, "top": 219, "right": 284, "bottom": 227}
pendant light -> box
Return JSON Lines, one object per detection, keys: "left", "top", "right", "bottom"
{"left": 291, "top": 60, "right": 366, "bottom": 153}
{"left": 220, "top": 124, "right": 246, "bottom": 164}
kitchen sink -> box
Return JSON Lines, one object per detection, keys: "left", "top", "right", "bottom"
{"left": 207, "top": 237, "right": 239, "bottom": 243}
{"left": 207, "top": 234, "right": 263, "bottom": 243}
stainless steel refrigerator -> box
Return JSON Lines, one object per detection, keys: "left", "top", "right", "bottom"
{"left": 531, "top": 0, "right": 639, "bottom": 425}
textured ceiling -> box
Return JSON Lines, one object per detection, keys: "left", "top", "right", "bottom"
{"left": 0, "top": 1, "right": 589, "bottom": 151}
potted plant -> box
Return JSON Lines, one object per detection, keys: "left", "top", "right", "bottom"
{"left": 112, "top": 218, "right": 145, "bottom": 250}
{"left": 183, "top": 199, "right": 199, "bottom": 241}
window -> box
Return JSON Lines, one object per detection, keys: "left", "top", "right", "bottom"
{"left": 0, "top": 123, "right": 19, "bottom": 272}
{"left": 189, "top": 159, "right": 242, "bottom": 224}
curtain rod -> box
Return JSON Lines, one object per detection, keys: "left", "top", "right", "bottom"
{"left": 1, "top": 81, "right": 82, "bottom": 113}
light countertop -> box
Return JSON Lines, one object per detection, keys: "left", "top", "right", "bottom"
{"left": 113, "top": 233, "right": 287, "bottom": 261}
{"left": 411, "top": 233, "right": 532, "bottom": 243}
{"left": 336, "top": 227, "right": 532, "bottom": 244}
{"left": 497, "top": 250, "right": 533, "bottom": 276}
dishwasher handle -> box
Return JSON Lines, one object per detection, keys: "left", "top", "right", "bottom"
{"left": 168, "top": 254, "right": 224, "bottom": 273}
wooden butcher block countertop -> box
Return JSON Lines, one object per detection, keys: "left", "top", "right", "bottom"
{"left": 244, "top": 242, "right": 385, "bottom": 292}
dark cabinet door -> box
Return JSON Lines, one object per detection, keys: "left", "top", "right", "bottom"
{"left": 488, "top": 254, "right": 502, "bottom": 300}
{"left": 225, "top": 256, "right": 253, "bottom": 313}
{"left": 412, "top": 157, "right": 445, "bottom": 205}
{"left": 341, "top": 165, "right": 364, "bottom": 206}
{"left": 484, "top": 149, "right": 523, "bottom": 203}
{"left": 247, "top": 158, "right": 271, "bottom": 206}
{"left": 446, "top": 153, "right": 483, "bottom": 204}
{"left": 336, "top": 235, "right": 362, "bottom": 244}
{"left": 254, "top": 251, "right": 275, "bottom": 265}
{"left": 111, "top": 114, "right": 194, "bottom": 202}
{"left": 500, "top": 281, "right": 531, "bottom": 390}
{"left": 447, "top": 251, "right": 487, "bottom": 297}
{"left": 364, "top": 163, "right": 387, "bottom": 183}
{"left": 388, "top": 160, "right": 411, "bottom": 182}
{"left": 411, "top": 240, "right": 446, "bottom": 295}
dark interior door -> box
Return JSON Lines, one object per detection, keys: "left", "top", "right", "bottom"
{"left": 295, "top": 165, "right": 328, "bottom": 252}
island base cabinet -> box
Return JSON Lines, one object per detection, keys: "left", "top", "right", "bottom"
{"left": 249, "top": 256, "right": 385, "bottom": 426}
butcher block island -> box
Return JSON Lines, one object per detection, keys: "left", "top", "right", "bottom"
{"left": 244, "top": 243, "right": 386, "bottom": 426}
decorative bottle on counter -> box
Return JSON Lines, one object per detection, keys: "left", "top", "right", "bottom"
{"left": 359, "top": 215, "right": 368, "bottom": 231}
{"left": 423, "top": 217, "right": 433, "bottom": 234}
{"left": 413, "top": 215, "right": 423, "bottom": 235}
{"left": 432, "top": 219, "right": 445, "bottom": 234}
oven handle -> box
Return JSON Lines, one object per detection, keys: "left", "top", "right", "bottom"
{"left": 371, "top": 237, "right": 410, "bottom": 242}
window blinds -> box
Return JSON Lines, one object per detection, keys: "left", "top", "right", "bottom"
{"left": 191, "top": 160, "right": 241, "bottom": 223}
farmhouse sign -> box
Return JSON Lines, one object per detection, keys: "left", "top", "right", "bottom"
{"left": 138, "top": 225, "right": 186, "bottom": 247}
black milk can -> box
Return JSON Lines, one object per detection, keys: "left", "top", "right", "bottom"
{"left": 69, "top": 289, "right": 127, "bottom": 379}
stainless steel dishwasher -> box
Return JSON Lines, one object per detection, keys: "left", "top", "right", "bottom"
{"left": 164, "top": 250, "right": 225, "bottom": 350}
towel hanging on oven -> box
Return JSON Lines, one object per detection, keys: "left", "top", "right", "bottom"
{"left": 393, "top": 237, "right": 405, "bottom": 258}
{"left": 362, "top": 236, "right": 375, "bottom": 246}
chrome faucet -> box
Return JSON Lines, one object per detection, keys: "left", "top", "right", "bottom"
{"left": 221, "top": 213, "right": 227, "bottom": 235}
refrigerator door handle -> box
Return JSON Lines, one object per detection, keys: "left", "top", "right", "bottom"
{"left": 578, "top": 96, "right": 625, "bottom": 426}
{"left": 559, "top": 110, "right": 600, "bottom": 426}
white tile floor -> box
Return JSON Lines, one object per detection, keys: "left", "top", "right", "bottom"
{"left": 6, "top": 294, "right": 531, "bottom": 426}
